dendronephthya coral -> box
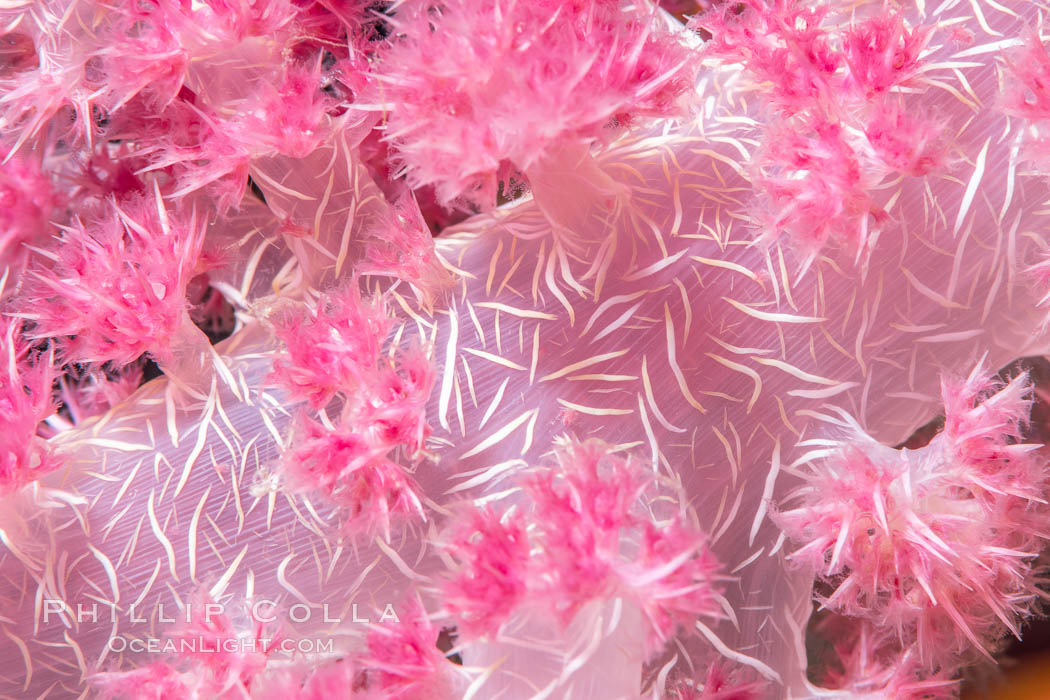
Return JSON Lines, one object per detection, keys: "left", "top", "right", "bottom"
{"left": 1, "top": 0, "right": 1049, "bottom": 698}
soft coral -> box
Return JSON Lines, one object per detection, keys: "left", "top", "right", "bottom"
{"left": 777, "top": 364, "right": 1050, "bottom": 672}
{"left": 272, "top": 282, "right": 435, "bottom": 536}
{"left": 21, "top": 191, "right": 205, "bottom": 367}
{"left": 0, "top": 317, "right": 61, "bottom": 494}
{"left": 373, "top": 0, "right": 697, "bottom": 210}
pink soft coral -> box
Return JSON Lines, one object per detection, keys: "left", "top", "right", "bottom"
{"left": 270, "top": 284, "right": 391, "bottom": 409}
{"left": 0, "top": 153, "right": 54, "bottom": 271}
{"left": 21, "top": 192, "right": 205, "bottom": 367}
{"left": 692, "top": 2, "right": 944, "bottom": 259}
{"left": 135, "top": 59, "right": 335, "bottom": 206}
{"left": 98, "top": 1, "right": 191, "bottom": 113}
{"left": 1002, "top": 26, "right": 1050, "bottom": 122}
{"left": 777, "top": 363, "right": 1050, "bottom": 672}
{"left": 92, "top": 662, "right": 192, "bottom": 700}
{"left": 525, "top": 438, "right": 649, "bottom": 622}
{"left": 809, "top": 616, "right": 959, "bottom": 699}
{"left": 92, "top": 593, "right": 281, "bottom": 699}
{"left": 755, "top": 117, "right": 884, "bottom": 255}
{"left": 357, "top": 594, "right": 457, "bottom": 700}
{"left": 57, "top": 363, "right": 144, "bottom": 425}
{"left": 0, "top": 317, "right": 61, "bottom": 494}
{"left": 667, "top": 661, "right": 768, "bottom": 699}
{"left": 441, "top": 505, "right": 530, "bottom": 638}
{"left": 1002, "top": 26, "right": 1050, "bottom": 172}
{"left": 168, "top": 592, "right": 280, "bottom": 691}
{"left": 841, "top": 11, "right": 933, "bottom": 97}
{"left": 628, "top": 519, "right": 725, "bottom": 649}
{"left": 253, "top": 659, "right": 360, "bottom": 700}
{"left": 693, "top": 1, "right": 930, "bottom": 112}
{"left": 236, "top": 61, "right": 332, "bottom": 158}
{"left": 272, "top": 283, "right": 434, "bottom": 536}
{"left": 438, "top": 438, "right": 725, "bottom": 654}
{"left": 0, "top": 0, "right": 352, "bottom": 214}
{"left": 527, "top": 440, "right": 725, "bottom": 651}
{"left": 864, "top": 101, "right": 946, "bottom": 178}
{"left": 372, "top": 0, "right": 697, "bottom": 209}
{"left": 692, "top": 0, "right": 842, "bottom": 114}
{"left": 281, "top": 412, "right": 426, "bottom": 538}
{"left": 270, "top": 285, "right": 435, "bottom": 448}
{"left": 359, "top": 195, "right": 452, "bottom": 305}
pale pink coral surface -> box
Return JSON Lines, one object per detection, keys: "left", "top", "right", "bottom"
{"left": 1, "top": 1, "right": 1050, "bottom": 699}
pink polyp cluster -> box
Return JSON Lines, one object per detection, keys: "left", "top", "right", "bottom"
{"left": 691, "top": 0, "right": 842, "bottom": 110}
{"left": 374, "top": 0, "right": 698, "bottom": 209}
{"left": 777, "top": 365, "right": 1050, "bottom": 686}
{"left": 93, "top": 594, "right": 284, "bottom": 698}
{"left": 20, "top": 192, "right": 206, "bottom": 367}
{"left": 271, "top": 284, "right": 434, "bottom": 536}
{"left": 692, "top": 1, "right": 944, "bottom": 260}
{"left": 0, "top": 0, "right": 367, "bottom": 213}
{"left": 755, "top": 119, "right": 884, "bottom": 259}
{"left": 358, "top": 196, "right": 453, "bottom": 304}
{"left": 270, "top": 285, "right": 393, "bottom": 409}
{"left": 440, "top": 438, "right": 725, "bottom": 655}
{"left": 0, "top": 153, "right": 53, "bottom": 271}
{"left": 666, "top": 662, "right": 768, "bottom": 700}
{"left": 357, "top": 595, "right": 457, "bottom": 699}
{"left": 93, "top": 662, "right": 193, "bottom": 700}
{"left": 168, "top": 594, "right": 279, "bottom": 691}
{"left": 811, "top": 617, "right": 960, "bottom": 699}
{"left": 0, "top": 316, "right": 60, "bottom": 493}
{"left": 1002, "top": 28, "right": 1050, "bottom": 167}
{"left": 281, "top": 412, "right": 426, "bottom": 538}
{"left": 56, "top": 362, "right": 145, "bottom": 425}
{"left": 441, "top": 505, "right": 530, "bottom": 639}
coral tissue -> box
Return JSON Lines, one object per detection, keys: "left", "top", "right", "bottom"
{"left": 1, "top": 0, "right": 1050, "bottom": 699}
